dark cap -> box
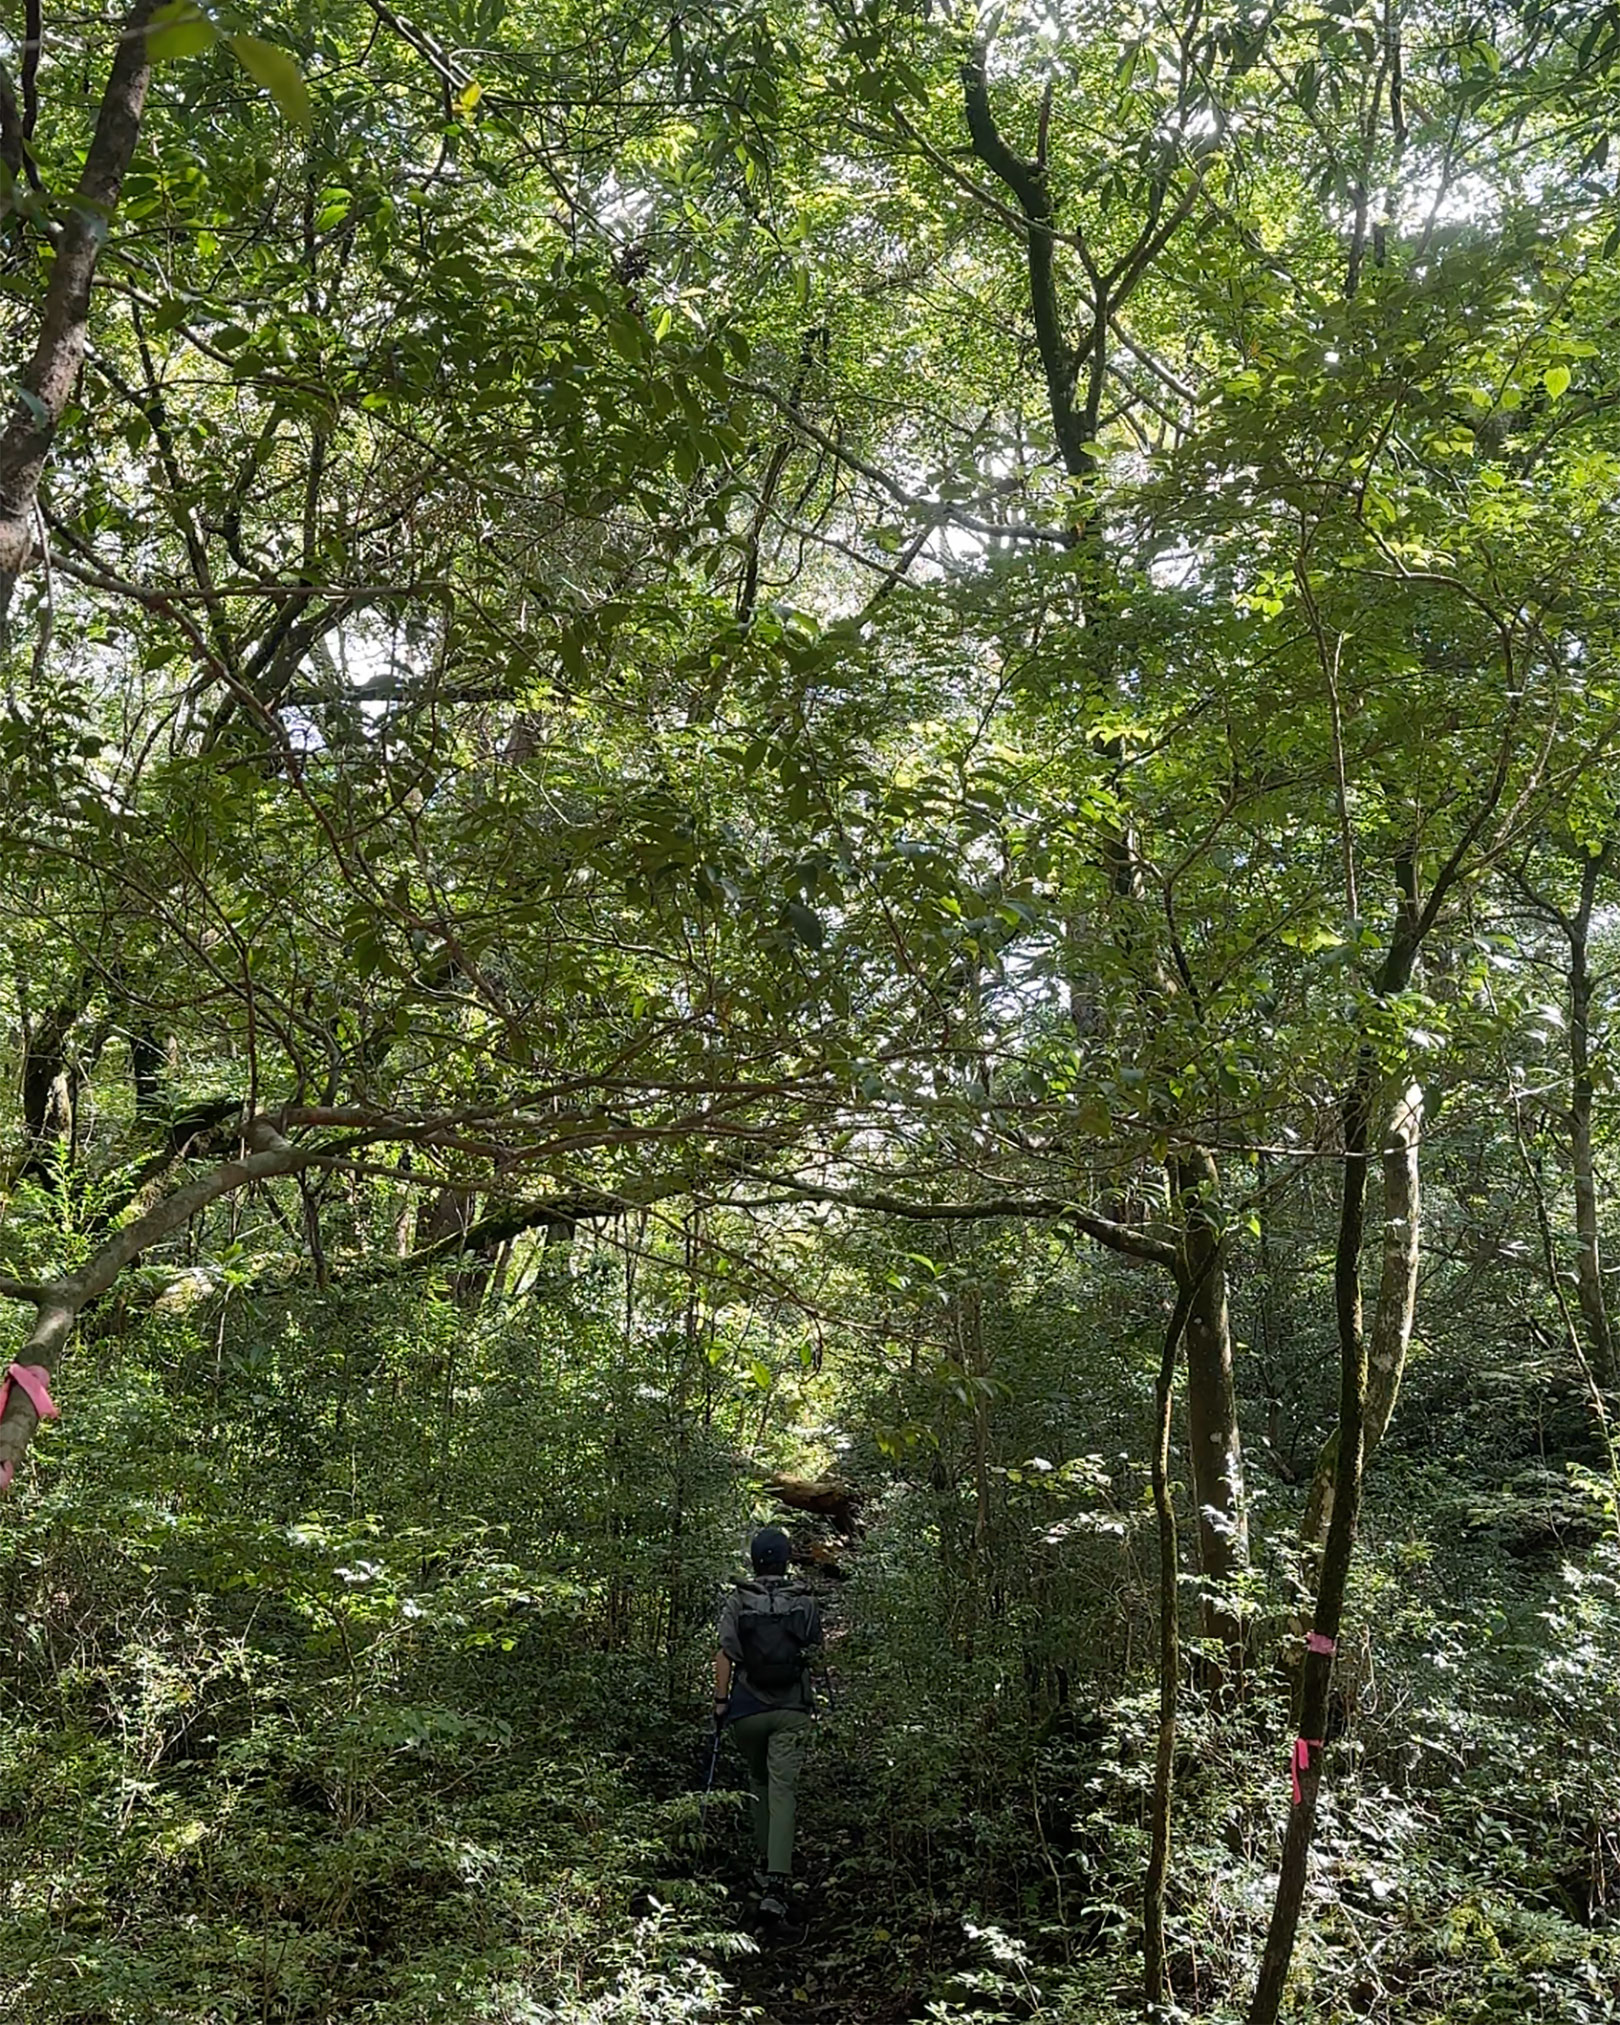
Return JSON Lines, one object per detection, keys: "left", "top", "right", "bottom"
{"left": 750, "top": 1527, "right": 791, "bottom": 1574}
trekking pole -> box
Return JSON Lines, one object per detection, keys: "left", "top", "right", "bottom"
{"left": 698, "top": 1722, "right": 723, "bottom": 1835}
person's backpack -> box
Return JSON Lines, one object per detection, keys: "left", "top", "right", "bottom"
{"left": 735, "top": 1582, "right": 812, "bottom": 1690}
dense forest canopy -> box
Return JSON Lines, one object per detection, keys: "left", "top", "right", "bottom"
{"left": 0, "top": 0, "right": 1618, "bottom": 2019}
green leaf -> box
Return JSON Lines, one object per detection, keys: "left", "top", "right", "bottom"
{"left": 784, "top": 899, "right": 824, "bottom": 949}
{"left": 1544, "top": 364, "right": 1571, "bottom": 401}
{"left": 228, "top": 33, "right": 312, "bottom": 127}
{"left": 148, "top": 1, "right": 217, "bottom": 60}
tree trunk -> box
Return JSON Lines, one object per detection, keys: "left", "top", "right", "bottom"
{"left": 0, "top": 1, "right": 157, "bottom": 621}
{"left": 1248, "top": 1068, "right": 1373, "bottom": 2025}
{"left": 1172, "top": 1146, "right": 1248, "bottom": 1670}
{"left": 957, "top": 30, "right": 1250, "bottom": 1679}
{"left": 1300, "top": 1081, "right": 1422, "bottom": 1545}
{"left": 130, "top": 1024, "right": 168, "bottom": 1118}
{"left": 20, "top": 987, "right": 88, "bottom": 1178}
{"left": 1144, "top": 1270, "right": 1200, "bottom": 2012}
{"left": 417, "top": 1184, "right": 493, "bottom": 1304}
{"left": 1569, "top": 852, "right": 1617, "bottom": 1390}
{"left": 1250, "top": 859, "right": 1425, "bottom": 2025}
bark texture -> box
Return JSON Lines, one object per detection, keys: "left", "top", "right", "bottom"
{"left": 1568, "top": 850, "right": 1617, "bottom": 1390}
{"left": 1144, "top": 1270, "right": 1200, "bottom": 2011}
{"left": 1250, "top": 859, "right": 1428, "bottom": 2025}
{"left": 1173, "top": 1145, "right": 1248, "bottom": 1661}
{"left": 20, "top": 985, "right": 92, "bottom": 1176}
{"left": 0, "top": 1, "right": 156, "bottom": 622}
{"left": 1248, "top": 1068, "right": 1373, "bottom": 2025}
{"left": 1301, "top": 1080, "right": 1422, "bottom": 1545}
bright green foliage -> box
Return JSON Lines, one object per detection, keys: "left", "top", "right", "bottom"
{"left": 0, "top": 0, "right": 1619, "bottom": 2018}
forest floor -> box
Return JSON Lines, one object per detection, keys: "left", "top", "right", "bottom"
{"left": 679, "top": 1827, "right": 935, "bottom": 2025}
{"left": 655, "top": 1731, "right": 996, "bottom": 2025}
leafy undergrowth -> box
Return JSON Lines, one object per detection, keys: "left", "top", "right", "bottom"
{"left": 3, "top": 1368, "right": 1617, "bottom": 2022}
{"left": 650, "top": 1680, "right": 1620, "bottom": 2025}
{"left": 4, "top": 1651, "right": 1618, "bottom": 2024}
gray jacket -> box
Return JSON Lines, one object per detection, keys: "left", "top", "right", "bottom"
{"left": 718, "top": 1577, "right": 821, "bottom": 1714}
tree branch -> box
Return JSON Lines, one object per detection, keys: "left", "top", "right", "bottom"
{"left": 22, "top": 0, "right": 42, "bottom": 142}
{"left": 731, "top": 375, "right": 1068, "bottom": 545}
{"left": 0, "top": 1115, "right": 338, "bottom": 1485}
{"left": 961, "top": 40, "right": 1098, "bottom": 489}
{"left": 0, "top": 1, "right": 157, "bottom": 621}
{"left": 730, "top": 1162, "right": 1178, "bottom": 1267}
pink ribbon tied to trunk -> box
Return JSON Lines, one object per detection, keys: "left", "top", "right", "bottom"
{"left": 1291, "top": 1736, "right": 1324, "bottom": 1805}
{"left": 0, "top": 1363, "right": 59, "bottom": 1488}
{"left": 1305, "top": 1630, "right": 1336, "bottom": 1657}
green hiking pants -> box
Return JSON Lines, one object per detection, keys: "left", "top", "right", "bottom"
{"left": 729, "top": 1708, "right": 811, "bottom": 1877}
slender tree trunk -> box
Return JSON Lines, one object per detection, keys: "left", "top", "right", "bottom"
{"left": 1365, "top": 1081, "right": 1421, "bottom": 1449}
{"left": 1300, "top": 1081, "right": 1422, "bottom": 1545}
{"left": 1251, "top": 862, "right": 1424, "bottom": 2025}
{"left": 1248, "top": 1070, "right": 1373, "bottom": 2025}
{"left": 1510, "top": 845, "right": 1617, "bottom": 1392}
{"left": 300, "top": 1177, "right": 330, "bottom": 1295}
{"left": 130, "top": 1024, "right": 168, "bottom": 1118}
{"left": 1144, "top": 1269, "right": 1201, "bottom": 2012}
{"left": 957, "top": 27, "right": 1251, "bottom": 1704}
{"left": 1172, "top": 1147, "right": 1248, "bottom": 1670}
{"left": 0, "top": 2, "right": 157, "bottom": 621}
{"left": 1569, "top": 852, "right": 1617, "bottom": 1390}
{"left": 956, "top": 1281, "right": 993, "bottom": 1568}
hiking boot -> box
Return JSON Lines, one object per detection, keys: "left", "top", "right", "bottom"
{"left": 758, "top": 1877, "right": 805, "bottom": 1944}
{"left": 757, "top": 1873, "right": 794, "bottom": 1921}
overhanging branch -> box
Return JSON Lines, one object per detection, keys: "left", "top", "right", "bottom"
{"left": 0, "top": 1117, "right": 341, "bottom": 1486}
{"left": 730, "top": 1162, "right": 1177, "bottom": 1268}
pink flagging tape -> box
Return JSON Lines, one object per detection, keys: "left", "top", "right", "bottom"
{"left": 1291, "top": 1737, "right": 1324, "bottom": 1805}
{"left": 1305, "top": 1631, "right": 1337, "bottom": 1656}
{"left": 6, "top": 1365, "right": 58, "bottom": 1419}
{"left": 0, "top": 1363, "right": 59, "bottom": 1490}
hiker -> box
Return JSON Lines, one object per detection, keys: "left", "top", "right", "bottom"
{"left": 713, "top": 1527, "right": 822, "bottom": 1925}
